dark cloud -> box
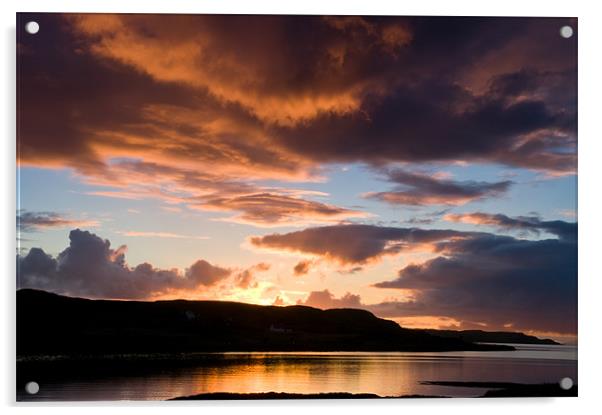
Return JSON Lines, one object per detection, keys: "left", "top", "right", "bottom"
{"left": 365, "top": 169, "right": 513, "bottom": 206}
{"left": 18, "top": 14, "right": 209, "bottom": 173}
{"left": 250, "top": 224, "right": 477, "bottom": 264}
{"left": 67, "top": 14, "right": 415, "bottom": 125}
{"left": 17, "top": 13, "right": 576, "bottom": 190}
{"left": 295, "top": 226, "right": 577, "bottom": 333}
{"left": 373, "top": 233, "right": 577, "bottom": 334}
{"left": 444, "top": 212, "right": 577, "bottom": 241}
{"left": 17, "top": 248, "right": 59, "bottom": 291}
{"left": 285, "top": 217, "right": 577, "bottom": 334}
{"left": 17, "top": 13, "right": 311, "bottom": 187}
{"left": 273, "top": 79, "right": 575, "bottom": 173}
{"left": 489, "top": 70, "right": 547, "bottom": 99}
{"left": 17, "top": 18, "right": 368, "bottom": 230}
{"left": 186, "top": 260, "right": 231, "bottom": 288}
{"left": 17, "top": 229, "right": 232, "bottom": 299}
{"left": 17, "top": 211, "right": 98, "bottom": 232}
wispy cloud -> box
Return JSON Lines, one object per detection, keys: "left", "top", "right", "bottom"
{"left": 364, "top": 169, "right": 513, "bottom": 206}
{"left": 444, "top": 212, "right": 576, "bottom": 241}
{"left": 197, "top": 192, "right": 369, "bottom": 227}
{"left": 117, "top": 231, "right": 210, "bottom": 240}
{"left": 17, "top": 211, "right": 99, "bottom": 232}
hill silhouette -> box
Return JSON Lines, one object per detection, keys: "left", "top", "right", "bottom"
{"left": 17, "top": 289, "right": 520, "bottom": 355}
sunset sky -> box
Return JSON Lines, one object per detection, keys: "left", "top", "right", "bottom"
{"left": 17, "top": 13, "right": 577, "bottom": 339}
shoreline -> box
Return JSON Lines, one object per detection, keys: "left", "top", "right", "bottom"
{"left": 17, "top": 345, "right": 518, "bottom": 364}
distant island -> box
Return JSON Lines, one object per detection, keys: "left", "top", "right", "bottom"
{"left": 17, "top": 289, "right": 556, "bottom": 357}
{"left": 170, "top": 382, "right": 577, "bottom": 399}
{"left": 170, "top": 392, "right": 444, "bottom": 400}
{"left": 422, "top": 329, "right": 560, "bottom": 345}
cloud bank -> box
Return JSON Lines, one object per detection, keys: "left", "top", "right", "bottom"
{"left": 289, "top": 218, "right": 577, "bottom": 334}
{"left": 18, "top": 14, "right": 576, "bottom": 220}
{"left": 17, "top": 229, "right": 232, "bottom": 299}
{"left": 372, "top": 232, "right": 577, "bottom": 334}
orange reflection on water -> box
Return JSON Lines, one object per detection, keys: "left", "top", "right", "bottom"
{"left": 184, "top": 353, "right": 416, "bottom": 397}
{"left": 18, "top": 347, "right": 578, "bottom": 401}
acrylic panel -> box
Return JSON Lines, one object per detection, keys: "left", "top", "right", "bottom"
{"left": 16, "top": 13, "right": 577, "bottom": 401}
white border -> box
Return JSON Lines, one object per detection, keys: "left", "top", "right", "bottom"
{"left": 2, "top": 1, "right": 601, "bottom": 414}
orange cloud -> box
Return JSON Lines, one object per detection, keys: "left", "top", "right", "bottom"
{"left": 18, "top": 14, "right": 576, "bottom": 217}
{"left": 17, "top": 14, "right": 576, "bottom": 247}
{"left": 298, "top": 289, "right": 362, "bottom": 309}
{"left": 234, "top": 262, "right": 271, "bottom": 289}
{"left": 69, "top": 14, "right": 410, "bottom": 126}
{"left": 195, "top": 192, "right": 368, "bottom": 227}
{"left": 78, "top": 160, "right": 364, "bottom": 228}
{"left": 293, "top": 260, "right": 313, "bottom": 276}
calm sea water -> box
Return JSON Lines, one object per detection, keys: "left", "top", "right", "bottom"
{"left": 17, "top": 344, "right": 577, "bottom": 401}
